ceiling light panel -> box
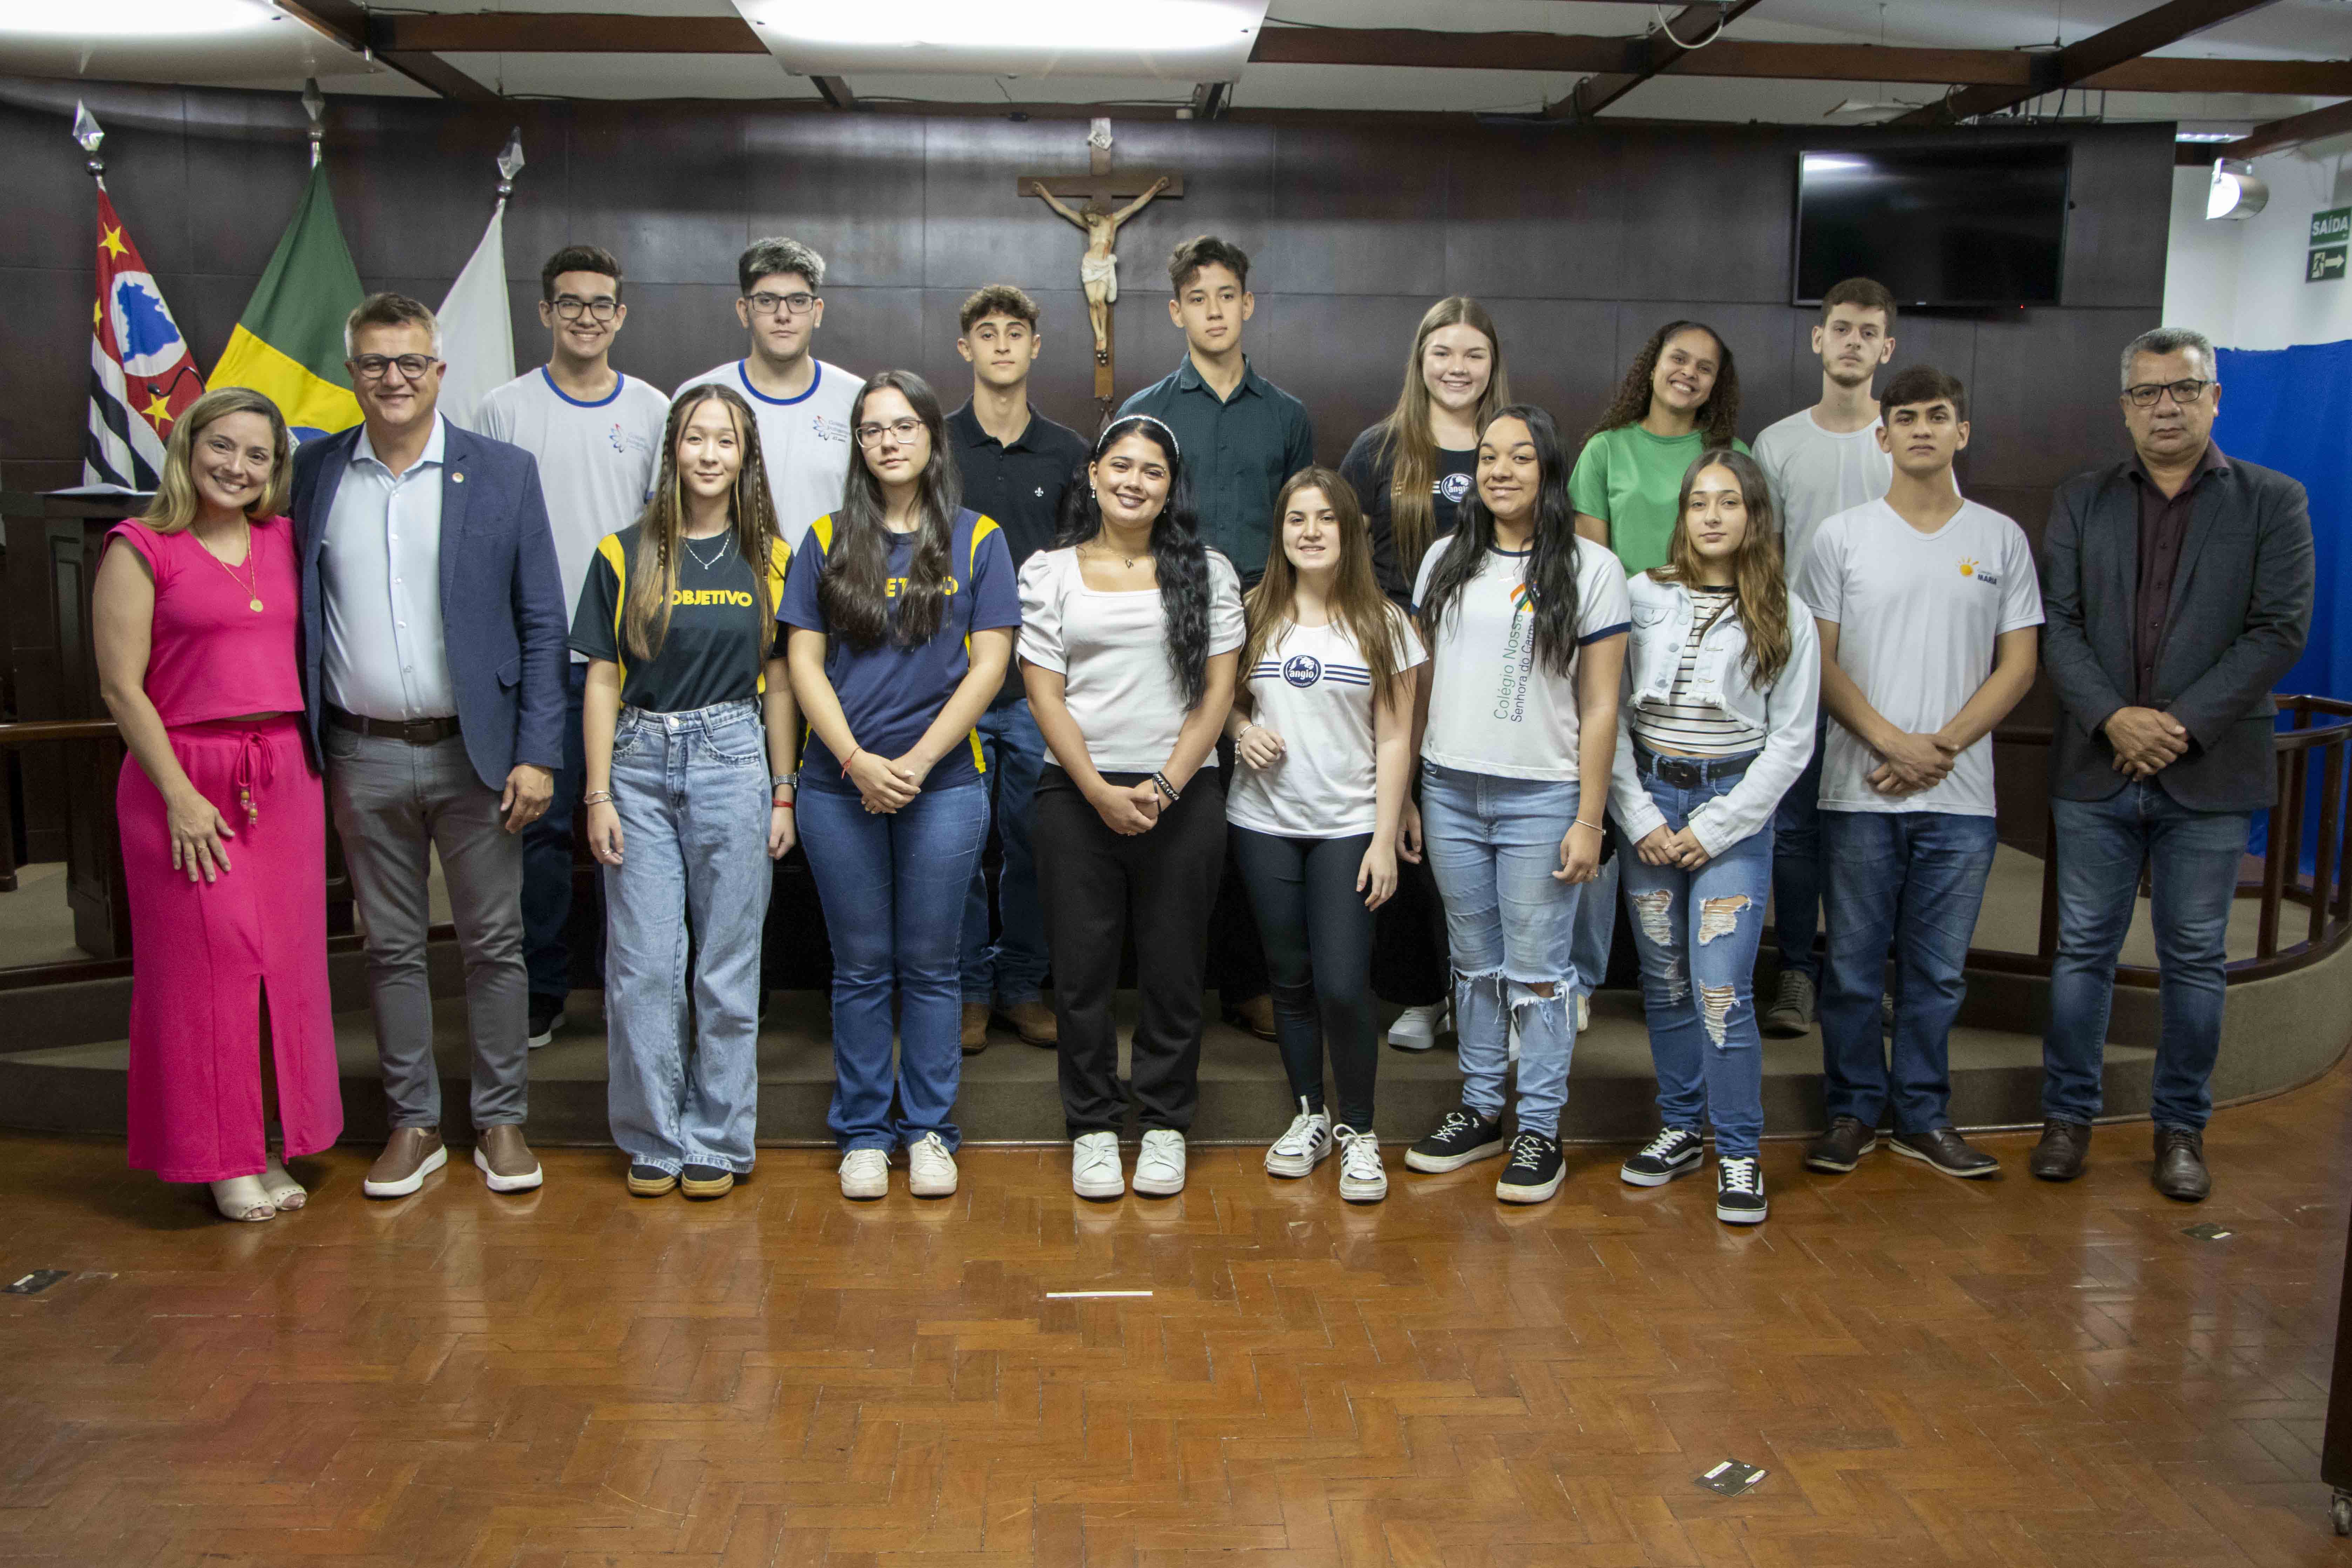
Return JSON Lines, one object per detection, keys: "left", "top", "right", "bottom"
{"left": 730, "top": 0, "right": 1268, "bottom": 80}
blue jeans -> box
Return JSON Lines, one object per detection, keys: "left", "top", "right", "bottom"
{"left": 601, "top": 700, "right": 773, "bottom": 1175}
{"left": 1573, "top": 851, "right": 1618, "bottom": 1000}
{"left": 800, "top": 780, "right": 990, "bottom": 1152}
{"left": 2043, "top": 783, "right": 2249, "bottom": 1131}
{"left": 959, "top": 698, "right": 1049, "bottom": 1006}
{"left": 1620, "top": 752, "right": 1772, "bottom": 1158}
{"left": 1419, "top": 763, "right": 1584, "bottom": 1140}
{"left": 522, "top": 661, "right": 593, "bottom": 1003}
{"left": 1820, "top": 810, "right": 1997, "bottom": 1133}
{"left": 1770, "top": 714, "right": 1829, "bottom": 983}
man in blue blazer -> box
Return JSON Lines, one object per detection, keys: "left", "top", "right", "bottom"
{"left": 292, "top": 292, "right": 569, "bottom": 1201}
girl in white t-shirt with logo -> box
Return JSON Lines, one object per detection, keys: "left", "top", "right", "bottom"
{"left": 1404, "top": 405, "right": 1631, "bottom": 1204}
{"left": 1225, "top": 468, "right": 1425, "bottom": 1202}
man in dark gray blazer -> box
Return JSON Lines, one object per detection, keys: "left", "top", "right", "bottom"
{"left": 2035, "top": 326, "right": 2314, "bottom": 1201}
{"left": 292, "top": 293, "right": 568, "bottom": 1202}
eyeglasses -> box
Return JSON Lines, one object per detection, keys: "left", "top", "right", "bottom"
{"left": 2123, "top": 378, "right": 2213, "bottom": 408}
{"left": 746, "top": 291, "right": 819, "bottom": 317}
{"left": 351, "top": 354, "right": 439, "bottom": 382}
{"left": 551, "top": 296, "right": 618, "bottom": 322}
{"left": 855, "top": 418, "right": 926, "bottom": 448}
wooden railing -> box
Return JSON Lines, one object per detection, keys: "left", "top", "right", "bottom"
{"left": 0, "top": 719, "right": 119, "bottom": 896}
{"left": 1972, "top": 696, "right": 2352, "bottom": 986}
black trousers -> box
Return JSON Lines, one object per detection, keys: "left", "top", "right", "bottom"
{"left": 1231, "top": 826, "right": 1381, "bottom": 1129}
{"left": 1370, "top": 778, "right": 1449, "bottom": 1008}
{"left": 1036, "top": 765, "right": 1228, "bottom": 1136}
{"left": 1207, "top": 734, "right": 1270, "bottom": 1006}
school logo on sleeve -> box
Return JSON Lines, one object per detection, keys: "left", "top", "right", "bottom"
{"left": 1282, "top": 653, "right": 1323, "bottom": 688}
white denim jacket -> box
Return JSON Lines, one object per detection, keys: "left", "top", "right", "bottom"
{"left": 1608, "top": 569, "right": 1820, "bottom": 858}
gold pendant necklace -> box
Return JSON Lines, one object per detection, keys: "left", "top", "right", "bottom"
{"left": 202, "top": 520, "right": 264, "bottom": 612}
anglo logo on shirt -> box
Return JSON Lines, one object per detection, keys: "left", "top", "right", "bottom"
{"left": 1438, "top": 471, "right": 1473, "bottom": 504}
{"left": 1282, "top": 653, "right": 1322, "bottom": 687}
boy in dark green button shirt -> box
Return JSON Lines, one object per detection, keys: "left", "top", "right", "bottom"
{"left": 1119, "top": 235, "right": 1314, "bottom": 587}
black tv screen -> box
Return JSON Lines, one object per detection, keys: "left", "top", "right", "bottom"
{"left": 1793, "top": 145, "right": 2070, "bottom": 307}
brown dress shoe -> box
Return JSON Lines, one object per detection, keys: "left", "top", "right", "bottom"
{"left": 999, "top": 999, "right": 1059, "bottom": 1047}
{"left": 362, "top": 1127, "right": 447, "bottom": 1199}
{"left": 1228, "top": 993, "right": 1279, "bottom": 1040}
{"left": 960, "top": 1001, "right": 990, "bottom": 1054}
{"left": 2151, "top": 1124, "right": 2211, "bottom": 1202}
{"left": 473, "top": 1124, "right": 543, "bottom": 1193}
{"left": 2029, "top": 1119, "right": 2091, "bottom": 1181}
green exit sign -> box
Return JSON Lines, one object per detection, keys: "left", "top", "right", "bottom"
{"left": 2312, "top": 246, "right": 2348, "bottom": 284}
{"left": 2313, "top": 207, "right": 2352, "bottom": 246}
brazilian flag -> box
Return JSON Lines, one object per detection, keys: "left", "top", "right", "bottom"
{"left": 211, "top": 165, "right": 365, "bottom": 440}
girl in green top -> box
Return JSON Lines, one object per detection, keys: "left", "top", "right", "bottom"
{"left": 1570, "top": 321, "right": 1747, "bottom": 575}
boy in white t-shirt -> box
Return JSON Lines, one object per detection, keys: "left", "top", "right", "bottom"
{"left": 475, "top": 244, "right": 671, "bottom": 1048}
{"left": 1796, "top": 365, "right": 2042, "bottom": 1183}
{"left": 675, "top": 237, "right": 857, "bottom": 547}
{"left": 1751, "top": 277, "right": 1897, "bottom": 1039}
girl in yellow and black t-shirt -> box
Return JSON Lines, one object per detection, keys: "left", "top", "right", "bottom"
{"left": 570, "top": 383, "right": 796, "bottom": 1202}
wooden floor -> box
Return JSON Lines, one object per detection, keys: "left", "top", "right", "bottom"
{"left": 4, "top": 1068, "right": 2351, "bottom": 1567}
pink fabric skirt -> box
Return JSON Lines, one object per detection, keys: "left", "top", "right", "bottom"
{"left": 119, "top": 715, "right": 342, "bottom": 1181}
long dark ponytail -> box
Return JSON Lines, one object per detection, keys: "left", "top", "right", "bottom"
{"left": 1416, "top": 404, "right": 1584, "bottom": 680}
{"left": 818, "top": 370, "right": 963, "bottom": 650}
{"left": 1055, "top": 414, "right": 1214, "bottom": 710}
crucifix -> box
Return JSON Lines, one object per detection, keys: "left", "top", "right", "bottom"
{"left": 1019, "top": 118, "right": 1184, "bottom": 409}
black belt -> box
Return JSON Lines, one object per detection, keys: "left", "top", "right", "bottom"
{"left": 1635, "top": 745, "right": 1754, "bottom": 789}
{"left": 328, "top": 706, "right": 461, "bottom": 746}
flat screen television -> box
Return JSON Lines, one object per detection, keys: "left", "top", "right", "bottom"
{"left": 1792, "top": 144, "right": 2070, "bottom": 307}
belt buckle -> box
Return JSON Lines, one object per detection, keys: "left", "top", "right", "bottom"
{"left": 401, "top": 718, "right": 441, "bottom": 746}
{"left": 1660, "top": 756, "right": 1702, "bottom": 788}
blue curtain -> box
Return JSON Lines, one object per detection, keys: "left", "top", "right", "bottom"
{"left": 2213, "top": 340, "right": 2352, "bottom": 862}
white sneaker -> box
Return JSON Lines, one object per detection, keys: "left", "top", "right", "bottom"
{"left": 1071, "top": 1131, "right": 1125, "bottom": 1200}
{"left": 1334, "top": 1125, "right": 1387, "bottom": 1203}
{"left": 907, "top": 1132, "right": 958, "bottom": 1198}
{"left": 1265, "top": 1098, "right": 1333, "bottom": 1178}
{"left": 1386, "top": 1002, "right": 1446, "bottom": 1051}
{"left": 1133, "top": 1128, "right": 1187, "bottom": 1197}
{"left": 838, "top": 1147, "right": 890, "bottom": 1201}
{"left": 1574, "top": 991, "right": 1591, "bottom": 1035}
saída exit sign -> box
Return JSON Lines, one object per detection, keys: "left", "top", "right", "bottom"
{"left": 2312, "top": 207, "right": 2350, "bottom": 284}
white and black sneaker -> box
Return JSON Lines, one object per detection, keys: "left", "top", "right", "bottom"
{"left": 1620, "top": 1126, "right": 1706, "bottom": 1187}
{"left": 1385, "top": 1002, "right": 1447, "bottom": 1051}
{"left": 1715, "top": 1155, "right": 1768, "bottom": 1224}
{"left": 1404, "top": 1106, "right": 1504, "bottom": 1173}
{"left": 1495, "top": 1130, "right": 1565, "bottom": 1204}
{"left": 1265, "top": 1098, "right": 1334, "bottom": 1178}
{"left": 527, "top": 995, "right": 565, "bottom": 1050}
{"left": 1333, "top": 1126, "right": 1387, "bottom": 1203}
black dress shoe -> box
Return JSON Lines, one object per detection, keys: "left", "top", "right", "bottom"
{"left": 1890, "top": 1126, "right": 1999, "bottom": 1178}
{"left": 1802, "top": 1115, "right": 1878, "bottom": 1173}
{"left": 2029, "top": 1119, "right": 2091, "bottom": 1181}
{"left": 2151, "top": 1124, "right": 2211, "bottom": 1202}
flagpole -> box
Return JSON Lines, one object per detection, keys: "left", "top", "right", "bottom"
{"left": 303, "top": 77, "right": 324, "bottom": 169}
{"left": 495, "top": 125, "right": 523, "bottom": 216}
{"left": 71, "top": 100, "right": 106, "bottom": 192}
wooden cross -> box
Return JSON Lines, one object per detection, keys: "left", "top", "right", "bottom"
{"left": 1019, "top": 118, "right": 1185, "bottom": 408}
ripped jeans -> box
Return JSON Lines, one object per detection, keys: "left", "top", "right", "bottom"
{"left": 1620, "top": 749, "right": 1771, "bottom": 1158}
{"left": 1419, "top": 763, "right": 1584, "bottom": 1140}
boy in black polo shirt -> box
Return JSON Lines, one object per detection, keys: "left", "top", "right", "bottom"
{"left": 947, "top": 286, "right": 1089, "bottom": 1052}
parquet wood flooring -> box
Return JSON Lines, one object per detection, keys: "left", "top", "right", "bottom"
{"left": 3, "top": 1065, "right": 2350, "bottom": 1567}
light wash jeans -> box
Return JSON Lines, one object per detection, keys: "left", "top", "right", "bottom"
{"left": 602, "top": 699, "right": 773, "bottom": 1175}
{"left": 1619, "top": 750, "right": 1772, "bottom": 1158}
{"left": 2042, "top": 783, "right": 2249, "bottom": 1131}
{"left": 1419, "top": 762, "right": 1584, "bottom": 1139}
{"left": 801, "top": 780, "right": 991, "bottom": 1152}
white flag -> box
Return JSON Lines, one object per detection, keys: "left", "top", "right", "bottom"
{"left": 435, "top": 199, "right": 514, "bottom": 431}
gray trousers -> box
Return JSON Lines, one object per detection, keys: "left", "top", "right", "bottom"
{"left": 325, "top": 727, "right": 529, "bottom": 1130}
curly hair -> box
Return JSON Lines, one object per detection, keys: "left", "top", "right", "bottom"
{"left": 1586, "top": 320, "right": 1741, "bottom": 448}
{"left": 1055, "top": 415, "right": 1215, "bottom": 711}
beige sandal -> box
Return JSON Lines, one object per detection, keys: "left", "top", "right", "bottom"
{"left": 209, "top": 1175, "right": 277, "bottom": 1223}
{"left": 260, "top": 1154, "right": 306, "bottom": 1211}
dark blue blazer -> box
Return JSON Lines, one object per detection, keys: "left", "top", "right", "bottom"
{"left": 291, "top": 419, "right": 569, "bottom": 793}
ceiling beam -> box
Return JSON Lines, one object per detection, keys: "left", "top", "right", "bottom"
{"left": 2210, "top": 95, "right": 2352, "bottom": 160}
{"left": 1885, "top": 0, "right": 2286, "bottom": 126}
{"left": 1543, "top": 0, "right": 1769, "bottom": 120}
{"left": 277, "top": 0, "right": 499, "bottom": 102}
{"left": 809, "top": 75, "right": 858, "bottom": 109}
{"left": 379, "top": 13, "right": 768, "bottom": 55}
{"left": 1242, "top": 26, "right": 2352, "bottom": 97}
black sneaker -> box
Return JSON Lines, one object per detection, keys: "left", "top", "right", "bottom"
{"left": 1803, "top": 1115, "right": 1879, "bottom": 1173}
{"left": 1495, "top": 1131, "right": 1565, "bottom": 1204}
{"left": 1620, "top": 1126, "right": 1705, "bottom": 1187}
{"left": 1715, "top": 1155, "right": 1768, "bottom": 1224}
{"left": 527, "top": 995, "right": 566, "bottom": 1050}
{"left": 1404, "top": 1107, "right": 1504, "bottom": 1173}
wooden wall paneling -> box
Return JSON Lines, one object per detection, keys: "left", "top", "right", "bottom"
{"left": 744, "top": 112, "right": 929, "bottom": 291}
{"left": 1967, "top": 306, "right": 2151, "bottom": 491}
{"left": 1087, "top": 117, "right": 1281, "bottom": 264}
{"left": 0, "top": 269, "right": 96, "bottom": 493}
{"left": 1444, "top": 128, "right": 1627, "bottom": 301}
{"left": 566, "top": 104, "right": 749, "bottom": 290}
{"left": 2058, "top": 124, "right": 2177, "bottom": 311}
{"left": 178, "top": 89, "right": 323, "bottom": 280}
{"left": 169, "top": 271, "right": 266, "bottom": 398}
{"left": 1472, "top": 296, "right": 1623, "bottom": 443}
{"left": 1254, "top": 293, "right": 1446, "bottom": 468}
{"left": 1262, "top": 125, "right": 1450, "bottom": 300}
{"left": 917, "top": 117, "right": 1145, "bottom": 297}
{"left": 1611, "top": 125, "right": 1796, "bottom": 306}
{"left": 0, "top": 81, "right": 187, "bottom": 273}
{"left": 809, "top": 286, "right": 931, "bottom": 389}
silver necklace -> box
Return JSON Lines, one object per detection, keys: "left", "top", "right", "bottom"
{"left": 682, "top": 530, "right": 733, "bottom": 572}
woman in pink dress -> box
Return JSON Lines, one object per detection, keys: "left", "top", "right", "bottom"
{"left": 93, "top": 387, "right": 342, "bottom": 1222}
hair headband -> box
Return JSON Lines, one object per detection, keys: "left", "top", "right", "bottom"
{"left": 1107, "top": 413, "right": 1181, "bottom": 463}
